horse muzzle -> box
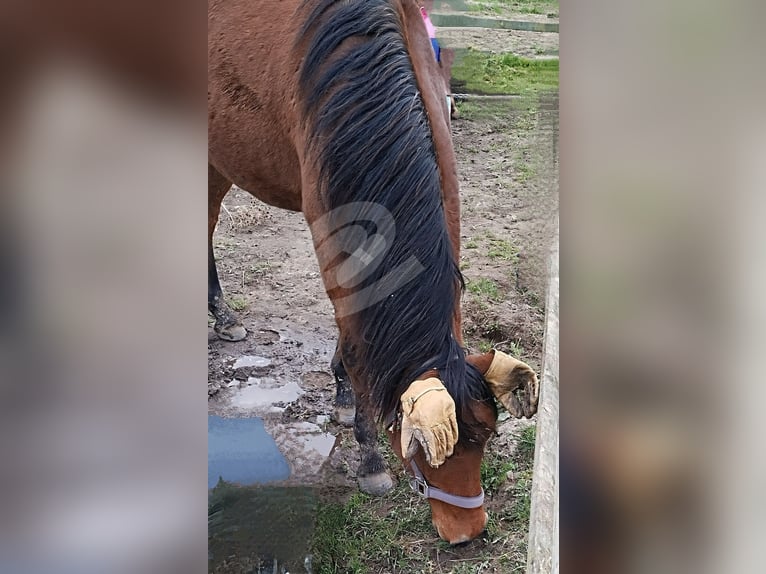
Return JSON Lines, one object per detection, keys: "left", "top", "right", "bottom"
{"left": 434, "top": 509, "right": 489, "bottom": 545}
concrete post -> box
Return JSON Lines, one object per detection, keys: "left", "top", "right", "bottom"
{"left": 526, "top": 223, "right": 559, "bottom": 574}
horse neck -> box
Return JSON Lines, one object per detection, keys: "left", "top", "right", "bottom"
{"left": 398, "top": 0, "right": 463, "bottom": 341}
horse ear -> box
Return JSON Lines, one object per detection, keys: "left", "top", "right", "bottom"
{"left": 468, "top": 350, "right": 539, "bottom": 419}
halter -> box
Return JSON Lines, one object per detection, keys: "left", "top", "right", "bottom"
{"left": 386, "top": 409, "right": 486, "bottom": 510}
{"left": 408, "top": 458, "right": 485, "bottom": 509}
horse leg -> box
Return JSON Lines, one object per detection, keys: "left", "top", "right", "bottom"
{"left": 331, "top": 343, "right": 356, "bottom": 426}
{"left": 208, "top": 164, "right": 247, "bottom": 341}
{"left": 338, "top": 340, "right": 393, "bottom": 495}
{"left": 354, "top": 395, "right": 394, "bottom": 496}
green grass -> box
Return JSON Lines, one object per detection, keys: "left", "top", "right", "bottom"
{"left": 467, "top": 277, "right": 501, "bottom": 301}
{"left": 517, "top": 424, "right": 536, "bottom": 460}
{"left": 478, "top": 340, "right": 494, "bottom": 353}
{"left": 311, "top": 422, "right": 538, "bottom": 574}
{"left": 509, "top": 340, "right": 525, "bottom": 359}
{"left": 487, "top": 237, "right": 519, "bottom": 263}
{"left": 311, "top": 482, "right": 438, "bottom": 573}
{"left": 468, "top": 2, "right": 503, "bottom": 14}
{"left": 467, "top": 0, "right": 558, "bottom": 16}
{"left": 227, "top": 295, "right": 248, "bottom": 311}
{"left": 452, "top": 50, "right": 558, "bottom": 95}
{"left": 312, "top": 491, "right": 429, "bottom": 574}
{"left": 481, "top": 451, "right": 516, "bottom": 496}
{"left": 487, "top": 425, "right": 536, "bottom": 527}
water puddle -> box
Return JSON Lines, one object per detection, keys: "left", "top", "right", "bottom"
{"left": 208, "top": 415, "right": 290, "bottom": 488}
{"left": 271, "top": 421, "right": 337, "bottom": 478}
{"left": 289, "top": 422, "right": 336, "bottom": 456}
{"left": 209, "top": 482, "right": 317, "bottom": 573}
{"left": 209, "top": 416, "right": 322, "bottom": 572}
{"left": 230, "top": 379, "right": 304, "bottom": 413}
{"left": 431, "top": 14, "right": 559, "bottom": 33}
{"left": 233, "top": 355, "right": 272, "bottom": 369}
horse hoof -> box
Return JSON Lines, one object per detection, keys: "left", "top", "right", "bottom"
{"left": 358, "top": 472, "right": 394, "bottom": 496}
{"left": 333, "top": 406, "right": 356, "bottom": 427}
{"left": 216, "top": 323, "right": 247, "bottom": 342}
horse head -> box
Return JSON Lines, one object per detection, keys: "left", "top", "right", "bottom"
{"left": 387, "top": 349, "right": 539, "bottom": 544}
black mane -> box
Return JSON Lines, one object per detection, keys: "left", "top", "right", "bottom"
{"left": 297, "top": 0, "right": 495, "bottom": 439}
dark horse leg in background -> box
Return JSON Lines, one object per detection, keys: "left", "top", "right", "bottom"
{"left": 331, "top": 343, "right": 356, "bottom": 426}
{"left": 208, "top": 164, "right": 247, "bottom": 341}
{"left": 353, "top": 386, "right": 394, "bottom": 495}
{"left": 337, "top": 342, "right": 393, "bottom": 495}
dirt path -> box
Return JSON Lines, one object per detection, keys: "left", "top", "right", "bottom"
{"left": 439, "top": 27, "right": 559, "bottom": 57}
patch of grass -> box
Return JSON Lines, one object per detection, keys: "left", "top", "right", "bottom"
{"left": 455, "top": 98, "right": 536, "bottom": 125}
{"left": 466, "top": 0, "right": 558, "bottom": 17}
{"left": 468, "top": 2, "right": 503, "bottom": 14}
{"left": 227, "top": 295, "right": 248, "bottom": 311}
{"left": 509, "top": 340, "right": 525, "bottom": 359}
{"left": 310, "top": 426, "right": 539, "bottom": 573}
{"left": 481, "top": 451, "right": 516, "bottom": 496}
{"left": 514, "top": 161, "right": 536, "bottom": 183}
{"left": 452, "top": 50, "right": 558, "bottom": 96}
{"left": 487, "top": 237, "right": 519, "bottom": 263}
{"left": 508, "top": 470, "right": 533, "bottom": 525}
{"left": 311, "top": 484, "right": 437, "bottom": 573}
{"left": 467, "top": 277, "right": 501, "bottom": 301}
{"left": 465, "top": 239, "right": 479, "bottom": 249}
{"left": 517, "top": 424, "right": 536, "bottom": 460}
{"left": 478, "top": 340, "right": 494, "bottom": 353}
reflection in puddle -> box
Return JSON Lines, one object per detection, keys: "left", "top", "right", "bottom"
{"left": 303, "top": 431, "right": 336, "bottom": 456}
{"left": 208, "top": 415, "right": 290, "bottom": 488}
{"left": 273, "top": 421, "right": 337, "bottom": 477}
{"left": 209, "top": 483, "right": 316, "bottom": 573}
{"left": 232, "top": 355, "right": 272, "bottom": 369}
{"left": 290, "top": 422, "right": 336, "bottom": 457}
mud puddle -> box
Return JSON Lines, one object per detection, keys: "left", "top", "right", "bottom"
{"left": 232, "top": 355, "right": 272, "bottom": 369}
{"left": 209, "top": 324, "right": 340, "bottom": 481}
{"left": 208, "top": 415, "right": 290, "bottom": 488}
{"left": 229, "top": 380, "right": 305, "bottom": 413}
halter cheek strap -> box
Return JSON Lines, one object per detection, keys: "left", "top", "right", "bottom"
{"left": 408, "top": 459, "right": 485, "bottom": 509}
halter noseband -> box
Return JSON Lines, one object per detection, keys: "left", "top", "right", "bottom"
{"left": 386, "top": 408, "right": 486, "bottom": 510}
{"left": 408, "top": 458, "right": 485, "bottom": 509}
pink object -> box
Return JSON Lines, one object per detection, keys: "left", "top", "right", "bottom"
{"left": 420, "top": 7, "right": 436, "bottom": 38}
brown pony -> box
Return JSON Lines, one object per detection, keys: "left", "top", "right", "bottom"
{"left": 209, "top": 0, "right": 538, "bottom": 544}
